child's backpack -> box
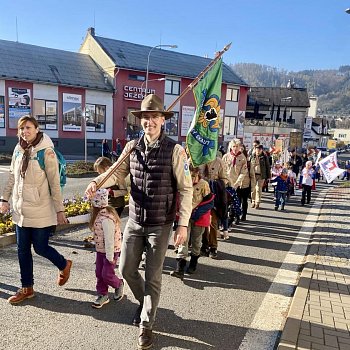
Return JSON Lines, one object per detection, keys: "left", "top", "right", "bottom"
{"left": 36, "top": 148, "right": 67, "bottom": 192}
{"left": 208, "top": 179, "right": 228, "bottom": 220}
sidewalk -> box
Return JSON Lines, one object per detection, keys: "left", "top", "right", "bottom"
{"left": 278, "top": 186, "right": 350, "bottom": 350}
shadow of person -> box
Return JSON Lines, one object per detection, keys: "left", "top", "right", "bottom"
{"left": 153, "top": 307, "right": 275, "bottom": 350}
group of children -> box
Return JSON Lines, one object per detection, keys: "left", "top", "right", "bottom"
{"left": 271, "top": 160, "right": 315, "bottom": 211}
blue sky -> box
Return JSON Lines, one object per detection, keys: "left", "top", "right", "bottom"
{"left": 1, "top": 0, "right": 349, "bottom": 72}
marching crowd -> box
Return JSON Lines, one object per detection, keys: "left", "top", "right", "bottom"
{"left": 0, "top": 93, "right": 345, "bottom": 350}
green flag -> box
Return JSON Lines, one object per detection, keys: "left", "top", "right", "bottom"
{"left": 186, "top": 59, "right": 222, "bottom": 167}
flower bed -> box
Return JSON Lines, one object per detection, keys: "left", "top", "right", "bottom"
{"left": 0, "top": 194, "right": 130, "bottom": 236}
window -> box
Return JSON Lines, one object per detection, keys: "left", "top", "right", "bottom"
{"left": 129, "top": 74, "right": 145, "bottom": 81}
{"left": 226, "top": 87, "right": 239, "bottom": 102}
{"left": 165, "top": 112, "right": 179, "bottom": 136}
{"left": 33, "top": 99, "right": 57, "bottom": 130}
{"left": 0, "top": 96, "right": 4, "bottom": 128}
{"left": 85, "top": 104, "right": 106, "bottom": 132}
{"left": 126, "top": 108, "right": 142, "bottom": 139}
{"left": 165, "top": 79, "right": 180, "bottom": 95}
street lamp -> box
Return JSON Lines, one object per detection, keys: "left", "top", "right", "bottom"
{"left": 83, "top": 107, "right": 91, "bottom": 163}
{"left": 141, "top": 78, "right": 165, "bottom": 96}
{"left": 145, "top": 44, "right": 177, "bottom": 94}
{"left": 345, "top": 8, "right": 350, "bottom": 14}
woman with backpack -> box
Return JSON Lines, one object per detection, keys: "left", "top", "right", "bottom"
{"left": 0, "top": 115, "right": 72, "bottom": 304}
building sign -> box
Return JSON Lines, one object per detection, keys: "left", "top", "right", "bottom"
{"left": 8, "top": 87, "right": 31, "bottom": 129}
{"left": 123, "top": 85, "right": 155, "bottom": 101}
{"left": 0, "top": 96, "right": 4, "bottom": 128}
{"left": 62, "top": 93, "right": 82, "bottom": 131}
{"left": 180, "top": 106, "right": 195, "bottom": 136}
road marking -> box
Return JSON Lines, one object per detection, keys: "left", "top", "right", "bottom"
{"left": 238, "top": 189, "right": 328, "bottom": 350}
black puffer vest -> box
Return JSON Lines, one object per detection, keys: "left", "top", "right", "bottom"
{"left": 129, "top": 132, "right": 177, "bottom": 226}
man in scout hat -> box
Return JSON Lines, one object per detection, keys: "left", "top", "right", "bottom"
{"left": 85, "top": 94, "right": 193, "bottom": 349}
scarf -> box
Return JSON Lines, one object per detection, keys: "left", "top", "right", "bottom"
{"left": 280, "top": 173, "right": 288, "bottom": 181}
{"left": 230, "top": 150, "right": 241, "bottom": 166}
{"left": 19, "top": 132, "right": 44, "bottom": 178}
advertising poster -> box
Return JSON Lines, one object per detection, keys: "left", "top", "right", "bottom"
{"left": 243, "top": 132, "right": 253, "bottom": 149}
{"left": 181, "top": 106, "right": 195, "bottom": 136}
{"left": 0, "top": 96, "right": 4, "bottom": 128}
{"left": 62, "top": 93, "right": 82, "bottom": 131}
{"left": 303, "top": 116, "right": 312, "bottom": 139}
{"left": 8, "top": 87, "right": 31, "bottom": 129}
{"left": 236, "top": 110, "right": 245, "bottom": 138}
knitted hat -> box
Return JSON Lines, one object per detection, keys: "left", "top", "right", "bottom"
{"left": 91, "top": 189, "right": 109, "bottom": 208}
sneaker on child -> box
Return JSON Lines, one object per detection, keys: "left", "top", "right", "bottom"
{"left": 114, "top": 280, "right": 124, "bottom": 301}
{"left": 92, "top": 294, "right": 110, "bottom": 308}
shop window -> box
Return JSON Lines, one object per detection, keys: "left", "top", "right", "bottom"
{"left": 126, "top": 108, "right": 142, "bottom": 140}
{"left": 165, "top": 111, "right": 179, "bottom": 136}
{"left": 165, "top": 79, "right": 180, "bottom": 95}
{"left": 226, "top": 88, "right": 239, "bottom": 102}
{"left": 0, "top": 96, "right": 4, "bottom": 128}
{"left": 85, "top": 104, "right": 106, "bottom": 133}
{"left": 33, "top": 99, "right": 57, "bottom": 130}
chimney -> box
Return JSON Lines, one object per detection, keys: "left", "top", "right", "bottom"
{"left": 88, "top": 27, "right": 95, "bottom": 36}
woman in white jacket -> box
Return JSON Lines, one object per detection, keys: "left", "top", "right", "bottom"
{"left": 0, "top": 115, "right": 72, "bottom": 304}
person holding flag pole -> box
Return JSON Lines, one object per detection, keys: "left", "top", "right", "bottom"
{"left": 85, "top": 44, "right": 231, "bottom": 349}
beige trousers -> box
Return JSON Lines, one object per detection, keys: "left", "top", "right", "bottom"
{"left": 251, "top": 175, "right": 264, "bottom": 204}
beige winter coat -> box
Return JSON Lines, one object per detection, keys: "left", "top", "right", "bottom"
{"left": 222, "top": 152, "right": 253, "bottom": 189}
{"left": 198, "top": 157, "right": 228, "bottom": 184}
{"left": 2, "top": 133, "right": 64, "bottom": 227}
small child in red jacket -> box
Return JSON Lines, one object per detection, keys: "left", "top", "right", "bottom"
{"left": 170, "top": 165, "right": 214, "bottom": 280}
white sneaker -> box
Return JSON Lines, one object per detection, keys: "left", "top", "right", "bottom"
{"left": 223, "top": 230, "right": 229, "bottom": 240}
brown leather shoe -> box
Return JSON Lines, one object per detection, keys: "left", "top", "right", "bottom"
{"left": 137, "top": 328, "right": 153, "bottom": 349}
{"left": 58, "top": 259, "right": 72, "bottom": 286}
{"left": 8, "top": 287, "right": 34, "bottom": 304}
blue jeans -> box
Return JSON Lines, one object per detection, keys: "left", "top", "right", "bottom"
{"left": 16, "top": 225, "right": 67, "bottom": 287}
{"left": 119, "top": 219, "right": 172, "bottom": 330}
{"left": 275, "top": 191, "right": 286, "bottom": 209}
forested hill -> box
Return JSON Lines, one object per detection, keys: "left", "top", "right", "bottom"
{"left": 231, "top": 63, "right": 350, "bottom": 116}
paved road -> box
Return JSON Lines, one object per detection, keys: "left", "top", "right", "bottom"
{"left": 0, "top": 176, "right": 339, "bottom": 349}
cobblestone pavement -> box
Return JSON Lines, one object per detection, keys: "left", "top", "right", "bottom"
{"left": 278, "top": 186, "right": 350, "bottom": 350}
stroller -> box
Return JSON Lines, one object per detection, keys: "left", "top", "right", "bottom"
{"left": 226, "top": 187, "right": 242, "bottom": 226}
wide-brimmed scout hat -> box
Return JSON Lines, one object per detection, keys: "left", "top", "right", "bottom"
{"left": 130, "top": 94, "right": 174, "bottom": 120}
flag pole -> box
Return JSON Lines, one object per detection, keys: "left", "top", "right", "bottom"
{"left": 96, "top": 43, "right": 232, "bottom": 190}
{"left": 166, "top": 42, "right": 231, "bottom": 112}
